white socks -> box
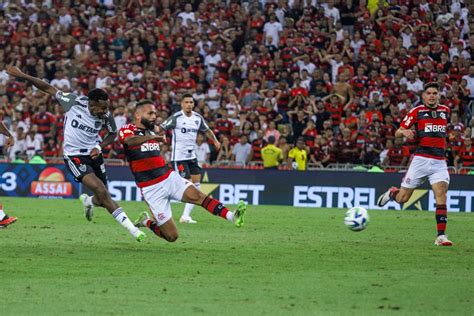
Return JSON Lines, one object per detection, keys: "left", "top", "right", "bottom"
{"left": 112, "top": 208, "right": 139, "bottom": 237}
{"left": 0, "top": 208, "right": 5, "bottom": 219}
{"left": 182, "top": 183, "right": 200, "bottom": 218}
{"left": 226, "top": 211, "right": 234, "bottom": 222}
{"left": 84, "top": 195, "right": 94, "bottom": 207}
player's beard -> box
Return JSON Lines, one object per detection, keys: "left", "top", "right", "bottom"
{"left": 141, "top": 118, "right": 155, "bottom": 130}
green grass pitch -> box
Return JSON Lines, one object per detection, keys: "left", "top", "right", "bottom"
{"left": 1, "top": 197, "right": 473, "bottom": 315}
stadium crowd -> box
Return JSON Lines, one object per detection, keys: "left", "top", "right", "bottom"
{"left": 0, "top": 0, "right": 473, "bottom": 170}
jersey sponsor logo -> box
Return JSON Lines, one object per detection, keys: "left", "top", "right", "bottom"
{"left": 424, "top": 123, "right": 446, "bottom": 133}
{"left": 181, "top": 128, "right": 199, "bottom": 133}
{"left": 141, "top": 143, "right": 160, "bottom": 152}
{"left": 71, "top": 119, "right": 100, "bottom": 134}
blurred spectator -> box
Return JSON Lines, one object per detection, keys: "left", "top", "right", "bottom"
{"left": 31, "top": 105, "right": 55, "bottom": 142}
{"left": 216, "top": 137, "right": 232, "bottom": 162}
{"left": 382, "top": 137, "right": 410, "bottom": 167}
{"left": 0, "top": 0, "right": 470, "bottom": 171}
{"left": 455, "top": 138, "right": 474, "bottom": 168}
{"left": 196, "top": 133, "right": 211, "bottom": 165}
{"left": 288, "top": 137, "right": 308, "bottom": 171}
{"left": 232, "top": 135, "right": 252, "bottom": 165}
{"left": 25, "top": 125, "right": 43, "bottom": 159}
{"left": 261, "top": 135, "right": 283, "bottom": 170}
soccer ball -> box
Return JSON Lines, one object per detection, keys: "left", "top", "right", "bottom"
{"left": 344, "top": 207, "right": 369, "bottom": 232}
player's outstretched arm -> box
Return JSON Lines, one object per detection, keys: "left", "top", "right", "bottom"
{"left": 6, "top": 65, "right": 57, "bottom": 96}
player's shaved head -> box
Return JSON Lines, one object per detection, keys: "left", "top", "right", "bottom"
{"left": 135, "top": 99, "right": 154, "bottom": 113}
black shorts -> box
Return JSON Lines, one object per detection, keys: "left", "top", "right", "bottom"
{"left": 172, "top": 158, "right": 202, "bottom": 179}
{"left": 64, "top": 154, "right": 108, "bottom": 186}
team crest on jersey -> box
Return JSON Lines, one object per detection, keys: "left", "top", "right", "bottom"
{"left": 79, "top": 164, "right": 87, "bottom": 172}
{"left": 195, "top": 120, "right": 199, "bottom": 126}
{"left": 440, "top": 112, "right": 446, "bottom": 119}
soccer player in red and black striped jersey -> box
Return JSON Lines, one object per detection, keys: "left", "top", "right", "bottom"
{"left": 377, "top": 82, "right": 453, "bottom": 246}
{"left": 119, "top": 100, "right": 246, "bottom": 242}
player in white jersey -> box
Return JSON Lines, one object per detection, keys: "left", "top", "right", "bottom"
{"left": 6, "top": 65, "right": 146, "bottom": 241}
{"left": 159, "top": 94, "right": 221, "bottom": 224}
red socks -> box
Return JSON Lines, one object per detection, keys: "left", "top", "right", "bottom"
{"left": 201, "top": 196, "right": 229, "bottom": 219}
{"left": 435, "top": 204, "right": 447, "bottom": 236}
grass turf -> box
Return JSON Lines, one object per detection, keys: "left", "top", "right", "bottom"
{"left": 0, "top": 197, "right": 473, "bottom": 315}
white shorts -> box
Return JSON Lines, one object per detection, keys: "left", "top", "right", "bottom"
{"left": 401, "top": 156, "right": 450, "bottom": 189}
{"left": 141, "top": 171, "right": 193, "bottom": 226}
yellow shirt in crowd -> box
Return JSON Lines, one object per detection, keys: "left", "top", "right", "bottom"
{"left": 261, "top": 144, "right": 283, "bottom": 168}
{"left": 288, "top": 147, "right": 307, "bottom": 171}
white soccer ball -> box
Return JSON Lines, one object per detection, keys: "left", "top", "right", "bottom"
{"left": 344, "top": 207, "right": 369, "bottom": 231}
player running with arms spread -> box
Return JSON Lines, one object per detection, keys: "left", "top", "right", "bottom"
{"left": 6, "top": 65, "right": 146, "bottom": 241}
{"left": 119, "top": 100, "right": 245, "bottom": 242}
{"left": 158, "top": 94, "right": 221, "bottom": 224}
{"left": 377, "top": 82, "right": 452, "bottom": 246}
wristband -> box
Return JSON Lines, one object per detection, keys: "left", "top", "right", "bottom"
{"left": 94, "top": 144, "right": 102, "bottom": 151}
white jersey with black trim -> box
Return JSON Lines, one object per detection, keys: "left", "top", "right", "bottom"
{"left": 160, "top": 110, "right": 209, "bottom": 161}
{"left": 56, "top": 91, "right": 116, "bottom": 156}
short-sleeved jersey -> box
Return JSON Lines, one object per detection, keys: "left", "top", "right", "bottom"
{"left": 288, "top": 147, "right": 308, "bottom": 171}
{"left": 119, "top": 123, "right": 171, "bottom": 188}
{"left": 160, "top": 110, "right": 209, "bottom": 161}
{"left": 56, "top": 91, "right": 116, "bottom": 156}
{"left": 400, "top": 104, "right": 450, "bottom": 160}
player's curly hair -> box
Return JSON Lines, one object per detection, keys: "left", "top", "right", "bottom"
{"left": 88, "top": 88, "right": 109, "bottom": 101}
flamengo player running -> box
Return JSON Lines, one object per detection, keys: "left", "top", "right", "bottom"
{"left": 119, "top": 100, "right": 245, "bottom": 242}
{"left": 6, "top": 65, "right": 146, "bottom": 241}
{"left": 0, "top": 121, "right": 16, "bottom": 228}
{"left": 159, "top": 94, "right": 221, "bottom": 224}
{"left": 377, "top": 83, "right": 452, "bottom": 246}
